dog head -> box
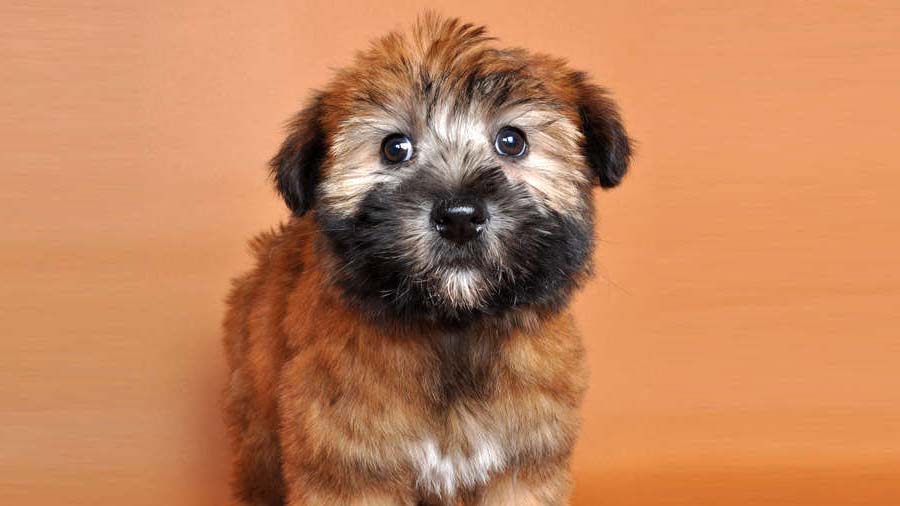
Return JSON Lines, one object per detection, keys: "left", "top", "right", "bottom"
{"left": 270, "top": 15, "right": 631, "bottom": 324}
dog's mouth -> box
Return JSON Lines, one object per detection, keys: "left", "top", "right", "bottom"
{"left": 430, "top": 239, "right": 489, "bottom": 266}
{"left": 420, "top": 237, "right": 513, "bottom": 311}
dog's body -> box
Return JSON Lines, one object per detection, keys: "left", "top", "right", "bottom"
{"left": 225, "top": 218, "right": 587, "bottom": 505}
{"left": 224, "top": 16, "right": 630, "bottom": 506}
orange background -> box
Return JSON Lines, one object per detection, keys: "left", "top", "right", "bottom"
{"left": 3, "top": 1, "right": 899, "bottom": 505}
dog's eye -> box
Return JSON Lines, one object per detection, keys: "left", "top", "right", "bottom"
{"left": 494, "top": 127, "right": 527, "bottom": 157}
{"left": 381, "top": 134, "right": 414, "bottom": 164}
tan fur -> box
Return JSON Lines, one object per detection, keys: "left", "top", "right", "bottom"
{"left": 223, "top": 14, "right": 628, "bottom": 506}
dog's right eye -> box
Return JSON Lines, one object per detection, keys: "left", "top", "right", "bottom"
{"left": 381, "top": 134, "right": 414, "bottom": 164}
{"left": 495, "top": 126, "right": 528, "bottom": 157}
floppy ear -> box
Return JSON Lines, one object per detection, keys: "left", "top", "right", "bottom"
{"left": 571, "top": 73, "right": 633, "bottom": 188}
{"left": 270, "top": 94, "right": 328, "bottom": 215}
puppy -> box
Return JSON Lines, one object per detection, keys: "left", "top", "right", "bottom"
{"left": 223, "top": 15, "right": 631, "bottom": 506}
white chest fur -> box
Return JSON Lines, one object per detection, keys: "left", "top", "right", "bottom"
{"left": 407, "top": 429, "right": 507, "bottom": 497}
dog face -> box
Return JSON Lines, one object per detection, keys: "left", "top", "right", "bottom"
{"left": 271, "top": 17, "right": 631, "bottom": 324}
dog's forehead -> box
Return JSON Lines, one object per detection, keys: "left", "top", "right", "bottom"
{"left": 344, "top": 65, "right": 548, "bottom": 127}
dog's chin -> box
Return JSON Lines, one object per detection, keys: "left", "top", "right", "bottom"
{"left": 431, "top": 267, "right": 488, "bottom": 311}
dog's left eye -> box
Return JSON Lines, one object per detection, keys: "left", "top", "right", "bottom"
{"left": 381, "top": 134, "right": 414, "bottom": 164}
{"left": 494, "top": 126, "right": 528, "bottom": 157}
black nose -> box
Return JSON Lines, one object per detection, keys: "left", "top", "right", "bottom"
{"left": 431, "top": 198, "right": 489, "bottom": 244}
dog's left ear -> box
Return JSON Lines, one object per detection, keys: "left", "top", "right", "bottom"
{"left": 571, "top": 73, "right": 633, "bottom": 188}
{"left": 270, "top": 94, "right": 328, "bottom": 215}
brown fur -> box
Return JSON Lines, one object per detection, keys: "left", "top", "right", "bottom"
{"left": 225, "top": 219, "right": 586, "bottom": 505}
{"left": 224, "top": 14, "right": 630, "bottom": 506}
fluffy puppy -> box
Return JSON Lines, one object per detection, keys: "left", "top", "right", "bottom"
{"left": 223, "top": 15, "right": 631, "bottom": 506}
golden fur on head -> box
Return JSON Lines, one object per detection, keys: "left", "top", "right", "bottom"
{"left": 224, "top": 14, "right": 631, "bottom": 506}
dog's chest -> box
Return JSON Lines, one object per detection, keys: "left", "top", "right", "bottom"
{"left": 404, "top": 335, "right": 505, "bottom": 496}
{"left": 403, "top": 332, "right": 544, "bottom": 496}
{"left": 406, "top": 419, "right": 507, "bottom": 497}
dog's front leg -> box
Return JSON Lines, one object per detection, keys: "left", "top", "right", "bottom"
{"left": 473, "top": 461, "right": 573, "bottom": 506}
{"left": 278, "top": 433, "right": 417, "bottom": 506}
{"left": 283, "top": 480, "right": 415, "bottom": 506}
{"left": 277, "top": 357, "right": 417, "bottom": 506}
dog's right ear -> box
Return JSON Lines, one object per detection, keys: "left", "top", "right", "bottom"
{"left": 270, "top": 95, "right": 328, "bottom": 215}
{"left": 569, "top": 73, "right": 632, "bottom": 189}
